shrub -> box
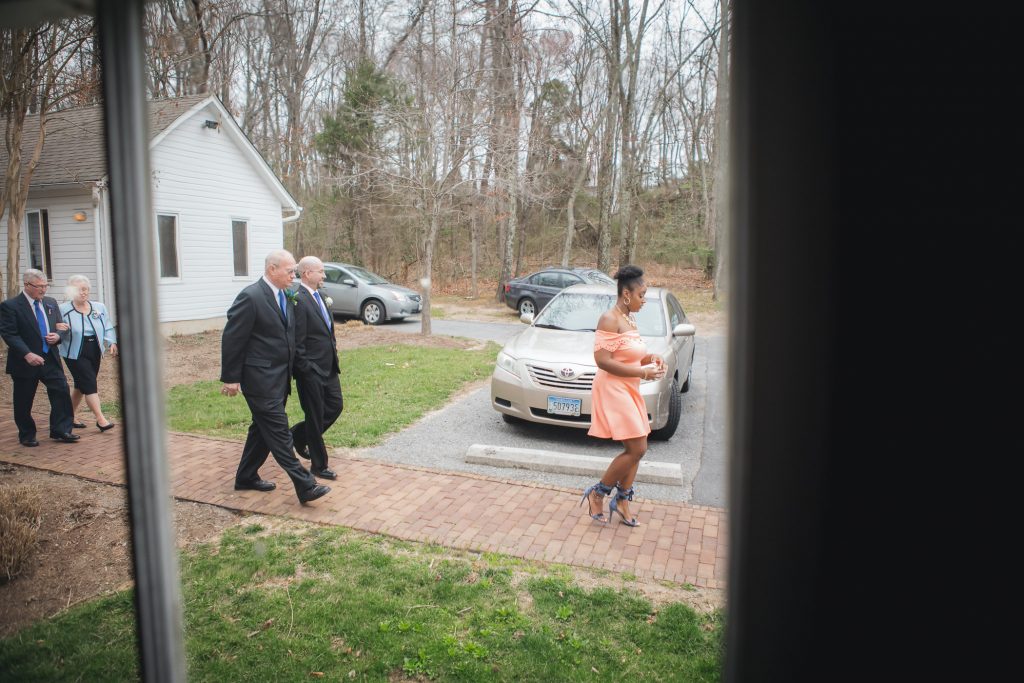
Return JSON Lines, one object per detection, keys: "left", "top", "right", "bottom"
{"left": 0, "top": 485, "right": 43, "bottom": 582}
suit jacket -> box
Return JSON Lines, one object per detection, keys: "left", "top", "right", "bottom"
{"left": 293, "top": 285, "right": 340, "bottom": 379}
{"left": 1, "top": 294, "right": 65, "bottom": 378}
{"left": 220, "top": 279, "right": 296, "bottom": 398}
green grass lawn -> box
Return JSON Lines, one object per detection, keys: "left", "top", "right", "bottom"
{"left": 0, "top": 526, "right": 723, "bottom": 681}
{"left": 164, "top": 343, "right": 499, "bottom": 448}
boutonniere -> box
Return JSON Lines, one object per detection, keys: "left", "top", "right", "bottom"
{"left": 90, "top": 311, "right": 100, "bottom": 319}
{"left": 284, "top": 289, "right": 299, "bottom": 306}
{"left": 324, "top": 296, "right": 333, "bottom": 308}
{"left": 46, "top": 305, "right": 54, "bottom": 315}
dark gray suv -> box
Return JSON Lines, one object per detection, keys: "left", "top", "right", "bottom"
{"left": 501, "top": 267, "right": 614, "bottom": 317}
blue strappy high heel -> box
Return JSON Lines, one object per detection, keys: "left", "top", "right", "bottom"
{"left": 609, "top": 485, "right": 640, "bottom": 527}
{"left": 580, "top": 481, "right": 614, "bottom": 522}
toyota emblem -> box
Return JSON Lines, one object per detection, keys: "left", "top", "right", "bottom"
{"left": 559, "top": 367, "right": 577, "bottom": 380}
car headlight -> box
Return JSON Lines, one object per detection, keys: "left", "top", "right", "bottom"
{"left": 496, "top": 351, "right": 519, "bottom": 378}
{"left": 390, "top": 292, "right": 408, "bottom": 302}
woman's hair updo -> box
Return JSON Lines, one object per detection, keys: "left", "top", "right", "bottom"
{"left": 613, "top": 264, "right": 644, "bottom": 296}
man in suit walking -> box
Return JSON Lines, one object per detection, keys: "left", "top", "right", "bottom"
{"left": 1, "top": 269, "right": 79, "bottom": 446}
{"left": 220, "top": 249, "right": 330, "bottom": 504}
{"left": 290, "top": 256, "right": 343, "bottom": 481}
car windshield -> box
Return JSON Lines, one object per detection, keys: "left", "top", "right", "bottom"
{"left": 346, "top": 265, "right": 389, "bottom": 285}
{"left": 534, "top": 292, "right": 665, "bottom": 335}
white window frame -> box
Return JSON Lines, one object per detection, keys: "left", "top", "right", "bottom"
{"left": 155, "top": 212, "right": 182, "bottom": 282}
{"left": 24, "top": 208, "right": 52, "bottom": 280}
{"left": 231, "top": 217, "right": 250, "bottom": 280}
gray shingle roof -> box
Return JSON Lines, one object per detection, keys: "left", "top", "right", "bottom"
{"left": 0, "top": 94, "right": 212, "bottom": 187}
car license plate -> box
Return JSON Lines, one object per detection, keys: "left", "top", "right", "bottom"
{"left": 547, "top": 396, "right": 581, "bottom": 417}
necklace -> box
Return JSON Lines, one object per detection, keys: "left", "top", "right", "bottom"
{"left": 617, "top": 303, "right": 637, "bottom": 329}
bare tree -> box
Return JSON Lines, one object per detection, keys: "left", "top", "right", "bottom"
{"left": 560, "top": 31, "right": 603, "bottom": 267}
{"left": 261, "top": 0, "right": 333, "bottom": 195}
{"left": 492, "top": 0, "right": 525, "bottom": 298}
{"left": 2, "top": 20, "right": 93, "bottom": 298}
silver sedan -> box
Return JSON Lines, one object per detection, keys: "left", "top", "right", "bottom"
{"left": 490, "top": 284, "right": 696, "bottom": 440}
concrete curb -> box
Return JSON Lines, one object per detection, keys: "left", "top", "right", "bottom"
{"left": 464, "top": 443, "right": 683, "bottom": 485}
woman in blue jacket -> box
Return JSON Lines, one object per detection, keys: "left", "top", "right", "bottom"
{"left": 59, "top": 275, "right": 118, "bottom": 431}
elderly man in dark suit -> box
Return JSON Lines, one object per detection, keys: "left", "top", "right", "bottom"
{"left": 290, "top": 256, "right": 343, "bottom": 481}
{"left": 220, "top": 249, "right": 330, "bottom": 504}
{"left": 1, "top": 268, "right": 79, "bottom": 446}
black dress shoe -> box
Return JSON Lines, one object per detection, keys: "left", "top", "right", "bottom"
{"left": 50, "top": 432, "right": 81, "bottom": 443}
{"left": 72, "top": 421, "right": 86, "bottom": 429}
{"left": 20, "top": 439, "right": 39, "bottom": 447}
{"left": 234, "top": 479, "right": 276, "bottom": 492}
{"left": 298, "top": 484, "right": 330, "bottom": 504}
{"left": 312, "top": 468, "right": 337, "bottom": 480}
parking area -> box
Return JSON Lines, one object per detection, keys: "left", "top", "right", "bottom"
{"left": 354, "top": 333, "right": 727, "bottom": 506}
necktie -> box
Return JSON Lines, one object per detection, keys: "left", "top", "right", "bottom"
{"left": 313, "top": 291, "right": 331, "bottom": 327}
{"left": 34, "top": 300, "right": 49, "bottom": 353}
{"left": 278, "top": 290, "right": 287, "bottom": 320}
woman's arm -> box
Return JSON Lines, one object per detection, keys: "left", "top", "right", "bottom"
{"left": 595, "top": 347, "right": 649, "bottom": 378}
{"left": 99, "top": 303, "right": 117, "bottom": 347}
{"left": 593, "top": 311, "right": 660, "bottom": 379}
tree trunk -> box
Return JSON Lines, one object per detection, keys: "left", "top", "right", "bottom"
{"left": 420, "top": 198, "right": 441, "bottom": 336}
{"left": 562, "top": 136, "right": 595, "bottom": 268}
{"left": 711, "top": 0, "right": 730, "bottom": 299}
{"left": 470, "top": 210, "right": 479, "bottom": 298}
{"left": 596, "top": 94, "right": 618, "bottom": 273}
{"left": 494, "top": 0, "right": 520, "bottom": 300}
{"left": 562, "top": 192, "right": 576, "bottom": 269}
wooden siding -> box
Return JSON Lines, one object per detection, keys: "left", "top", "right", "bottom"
{"left": 150, "top": 102, "right": 283, "bottom": 322}
{"left": 0, "top": 190, "right": 99, "bottom": 302}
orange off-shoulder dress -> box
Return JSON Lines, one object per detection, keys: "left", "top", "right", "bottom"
{"left": 588, "top": 329, "right": 651, "bottom": 441}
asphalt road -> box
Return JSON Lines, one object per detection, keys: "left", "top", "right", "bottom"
{"left": 355, "top": 317, "right": 728, "bottom": 507}
{"left": 387, "top": 317, "right": 525, "bottom": 344}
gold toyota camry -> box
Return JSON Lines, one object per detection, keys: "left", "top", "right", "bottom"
{"left": 490, "top": 283, "right": 697, "bottom": 440}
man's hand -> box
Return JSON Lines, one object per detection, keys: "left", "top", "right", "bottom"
{"left": 45, "top": 332, "right": 60, "bottom": 345}
{"left": 25, "top": 352, "right": 44, "bottom": 367}
{"left": 221, "top": 382, "right": 240, "bottom": 397}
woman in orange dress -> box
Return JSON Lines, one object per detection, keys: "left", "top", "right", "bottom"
{"left": 580, "top": 265, "right": 666, "bottom": 526}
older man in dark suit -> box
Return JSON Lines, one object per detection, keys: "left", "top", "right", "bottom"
{"left": 290, "top": 256, "right": 343, "bottom": 481}
{"left": 1, "top": 268, "right": 78, "bottom": 446}
{"left": 220, "top": 249, "right": 330, "bottom": 504}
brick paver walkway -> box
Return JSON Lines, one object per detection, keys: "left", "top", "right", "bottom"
{"left": 0, "top": 412, "right": 727, "bottom": 588}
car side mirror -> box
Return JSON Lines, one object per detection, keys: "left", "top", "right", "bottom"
{"left": 672, "top": 323, "right": 696, "bottom": 337}
{"left": 342, "top": 278, "right": 356, "bottom": 287}
{"left": 520, "top": 312, "right": 534, "bottom": 325}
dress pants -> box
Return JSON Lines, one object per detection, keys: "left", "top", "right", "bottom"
{"left": 291, "top": 371, "right": 343, "bottom": 473}
{"left": 237, "top": 393, "right": 317, "bottom": 495}
{"left": 12, "top": 356, "right": 73, "bottom": 441}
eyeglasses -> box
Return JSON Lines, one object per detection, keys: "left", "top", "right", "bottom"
{"left": 26, "top": 282, "right": 49, "bottom": 290}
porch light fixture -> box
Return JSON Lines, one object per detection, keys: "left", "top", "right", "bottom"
{"left": 203, "top": 119, "right": 219, "bottom": 129}
{"left": 72, "top": 210, "right": 87, "bottom": 222}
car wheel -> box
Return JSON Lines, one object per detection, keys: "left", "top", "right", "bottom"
{"left": 650, "top": 378, "right": 681, "bottom": 441}
{"left": 680, "top": 349, "right": 695, "bottom": 393}
{"left": 501, "top": 413, "right": 523, "bottom": 425}
{"left": 518, "top": 298, "right": 536, "bottom": 317}
{"left": 361, "top": 299, "right": 384, "bottom": 325}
